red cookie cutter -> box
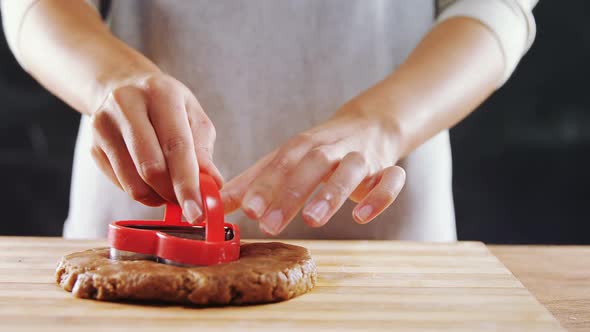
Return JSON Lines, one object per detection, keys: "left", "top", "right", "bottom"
{"left": 108, "top": 173, "right": 240, "bottom": 266}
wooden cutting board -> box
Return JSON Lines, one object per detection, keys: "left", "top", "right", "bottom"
{"left": 0, "top": 237, "right": 562, "bottom": 331}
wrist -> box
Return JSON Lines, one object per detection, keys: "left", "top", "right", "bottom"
{"left": 90, "top": 38, "right": 161, "bottom": 115}
{"left": 345, "top": 83, "right": 409, "bottom": 159}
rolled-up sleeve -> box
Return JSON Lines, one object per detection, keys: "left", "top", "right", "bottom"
{"left": 436, "top": 0, "right": 539, "bottom": 86}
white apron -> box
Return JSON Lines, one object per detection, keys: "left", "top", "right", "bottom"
{"left": 64, "top": 0, "right": 456, "bottom": 241}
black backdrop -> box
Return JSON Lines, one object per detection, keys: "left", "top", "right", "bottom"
{"left": 0, "top": 2, "right": 588, "bottom": 243}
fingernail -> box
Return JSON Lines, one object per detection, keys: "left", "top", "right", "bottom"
{"left": 303, "top": 200, "right": 330, "bottom": 226}
{"left": 183, "top": 199, "right": 202, "bottom": 223}
{"left": 355, "top": 205, "right": 373, "bottom": 223}
{"left": 260, "top": 210, "right": 284, "bottom": 235}
{"left": 243, "top": 194, "right": 267, "bottom": 219}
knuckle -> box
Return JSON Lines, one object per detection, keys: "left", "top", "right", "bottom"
{"left": 346, "top": 151, "right": 368, "bottom": 170}
{"left": 224, "top": 189, "right": 241, "bottom": 207}
{"left": 90, "top": 146, "right": 105, "bottom": 163}
{"left": 391, "top": 165, "right": 406, "bottom": 181}
{"left": 307, "top": 147, "right": 332, "bottom": 166}
{"left": 289, "top": 132, "right": 314, "bottom": 147}
{"left": 192, "top": 116, "right": 213, "bottom": 130}
{"left": 373, "top": 187, "right": 397, "bottom": 202}
{"left": 195, "top": 145, "right": 214, "bottom": 161}
{"left": 270, "top": 153, "right": 296, "bottom": 175}
{"left": 109, "top": 85, "right": 138, "bottom": 106}
{"left": 192, "top": 117, "right": 216, "bottom": 141}
{"left": 144, "top": 74, "right": 166, "bottom": 92}
{"left": 163, "top": 136, "right": 190, "bottom": 155}
{"left": 172, "top": 179, "right": 196, "bottom": 200}
{"left": 361, "top": 176, "right": 379, "bottom": 190}
{"left": 249, "top": 180, "right": 273, "bottom": 195}
{"left": 126, "top": 185, "right": 154, "bottom": 202}
{"left": 208, "top": 122, "right": 217, "bottom": 141}
{"left": 381, "top": 167, "right": 406, "bottom": 191}
{"left": 283, "top": 185, "right": 302, "bottom": 200}
{"left": 138, "top": 160, "right": 167, "bottom": 183}
{"left": 144, "top": 75, "right": 181, "bottom": 98}
{"left": 90, "top": 145, "right": 102, "bottom": 157}
{"left": 91, "top": 109, "right": 113, "bottom": 134}
{"left": 325, "top": 179, "right": 351, "bottom": 200}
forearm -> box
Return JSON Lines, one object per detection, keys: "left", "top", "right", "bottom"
{"left": 1, "top": 0, "right": 159, "bottom": 115}
{"left": 354, "top": 17, "right": 504, "bottom": 158}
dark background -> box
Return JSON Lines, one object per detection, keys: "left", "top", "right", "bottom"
{"left": 0, "top": 2, "right": 587, "bottom": 243}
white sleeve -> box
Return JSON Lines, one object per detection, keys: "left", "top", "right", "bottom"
{"left": 436, "top": 0, "right": 539, "bottom": 86}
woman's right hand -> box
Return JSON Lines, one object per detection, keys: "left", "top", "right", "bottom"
{"left": 90, "top": 72, "right": 222, "bottom": 222}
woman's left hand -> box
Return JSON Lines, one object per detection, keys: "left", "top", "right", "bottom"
{"left": 221, "top": 93, "right": 406, "bottom": 236}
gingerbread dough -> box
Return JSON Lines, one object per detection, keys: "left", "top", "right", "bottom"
{"left": 56, "top": 242, "right": 317, "bottom": 305}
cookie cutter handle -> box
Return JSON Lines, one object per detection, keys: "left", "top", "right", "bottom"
{"left": 199, "top": 173, "right": 225, "bottom": 242}
{"left": 164, "top": 203, "right": 183, "bottom": 224}
{"left": 163, "top": 173, "right": 225, "bottom": 242}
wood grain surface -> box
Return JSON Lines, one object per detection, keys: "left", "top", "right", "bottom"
{"left": 491, "top": 245, "right": 590, "bottom": 332}
{"left": 0, "top": 237, "right": 562, "bottom": 331}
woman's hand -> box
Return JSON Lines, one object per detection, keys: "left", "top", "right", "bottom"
{"left": 91, "top": 72, "right": 223, "bottom": 222}
{"left": 221, "top": 93, "right": 406, "bottom": 235}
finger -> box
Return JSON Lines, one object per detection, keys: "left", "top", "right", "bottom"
{"left": 352, "top": 165, "right": 406, "bottom": 224}
{"left": 92, "top": 111, "right": 164, "bottom": 207}
{"left": 349, "top": 174, "right": 380, "bottom": 203}
{"left": 302, "top": 151, "right": 368, "bottom": 228}
{"left": 90, "top": 145, "right": 122, "bottom": 190}
{"left": 241, "top": 133, "right": 315, "bottom": 220}
{"left": 146, "top": 78, "right": 202, "bottom": 222}
{"left": 109, "top": 86, "right": 175, "bottom": 203}
{"left": 186, "top": 96, "right": 224, "bottom": 187}
{"left": 220, "top": 149, "right": 278, "bottom": 214}
{"left": 259, "top": 146, "right": 342, "bottom": 235}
